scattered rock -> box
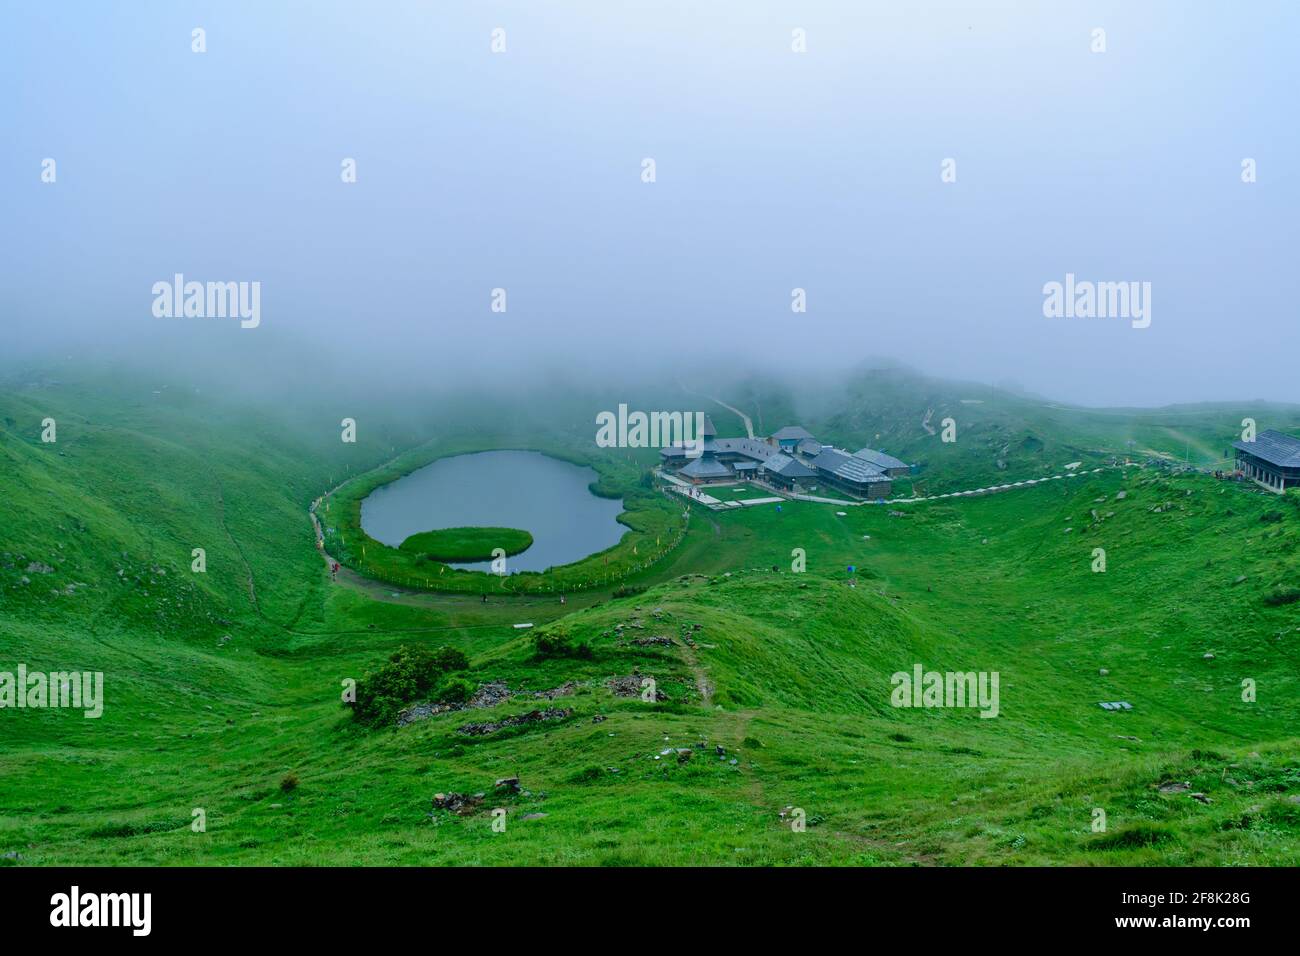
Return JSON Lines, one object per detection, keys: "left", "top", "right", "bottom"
{"left": 630, "top": 635, "right": 675, "bottom": 647}
{"left": 396, "top": 700, "right": 460, "bottom": 726}
{"left": 1190, "top": 792, "right": 1212, "bottom": 804}
{"left": 1158, "top": 781, "right": 1191, "bottom": 794}
{"left": 1202, "top": 652, "right": 1215, "bottom": 660}
{"left": 532, "top": 681, "right": 579, "bottom": 701}
{"left": 469, "top": 681, "right": 512, "bottom": 708}
{"left": 607, "top": 675, "right": 665, "bottom": 700}
{"left": 520, "top": 812, "right": 547, "bottom": 821}
{"left": 494, "top": 776, "right": 521, "bottom": 793}
{"left": 591, "top": 714, "right": 607, "bottom": 723}
{"left": 456, "top": 708, "right": 572, "bottom": 736}
{"left": 431, "top": 792, "right": 484, "bottom": 815}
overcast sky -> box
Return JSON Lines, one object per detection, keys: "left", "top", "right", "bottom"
{"left": 2, "top": 1, "right": 1296, "bottom": 406}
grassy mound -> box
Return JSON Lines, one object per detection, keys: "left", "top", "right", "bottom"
{"left": 399, "top": 527, "right": 533, "bottom": 563}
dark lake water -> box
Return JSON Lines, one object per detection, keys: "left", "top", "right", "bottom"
{"left": 359, "top": 450, "right": 626, "bottom": 573}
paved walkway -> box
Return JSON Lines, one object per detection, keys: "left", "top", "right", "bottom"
{"left": 668, "top": 485, "right": 724, "bottom": 507}
{"left": 884, "top": 466, "right": 1112, "bottom": 505}
{"left": 661, "top": 465, "right": 1122, "bottom": 512}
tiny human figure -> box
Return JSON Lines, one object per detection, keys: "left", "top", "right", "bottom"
{"left": 559, "top": 594, "right": 566, "bottom": 605}
{"left": 481, "top": 593, "right": 488, "bottom": 603}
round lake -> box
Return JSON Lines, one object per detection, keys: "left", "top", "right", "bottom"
{"left": 360, "top": 450, "right": 627, "bottom": 573}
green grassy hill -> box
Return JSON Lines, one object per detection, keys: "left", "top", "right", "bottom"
{"left": 2, "top": 367, "right": 1298, "bottom": 866}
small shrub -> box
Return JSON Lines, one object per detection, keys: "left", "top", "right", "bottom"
{"left": 350, "top": 645, "right": 471, "bottom": 726}
{"left": 435, "top": 676, "right": 477, "bottom": 705}
{"left": 280, "top": 773, "right": 299, "bottom": 793}
{"left": 1263, "top": 587, "right": 1300, "bottom": 607}
{"left": 534, "top": 625, "right": 593, "bottom": 659}
{"left": 1260, "top": 510, "right": 1285, "bottom": 524}
{"left": 1088, "top": 824, "right": 1175, "bottom": 850}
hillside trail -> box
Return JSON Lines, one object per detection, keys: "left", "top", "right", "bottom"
{"left": 678, "top": 641, "right": 714, "bottom": 707}
{"left": 678, "top": 383, "right": 755, "bottom": 439}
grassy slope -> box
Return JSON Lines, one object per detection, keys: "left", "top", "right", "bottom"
{"left": 1, "top": 372, "right": 1298, "bottom": 866}
{"left": 788, "top": 365, "right": 1300, "bottom": 496}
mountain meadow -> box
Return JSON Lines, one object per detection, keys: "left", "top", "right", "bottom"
{"left": 2, "top": 363, "right": 1298, "bottom": 866}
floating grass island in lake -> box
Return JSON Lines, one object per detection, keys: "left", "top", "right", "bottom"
{"left": 399, "top": 526, "right": 533, "bottom": 563}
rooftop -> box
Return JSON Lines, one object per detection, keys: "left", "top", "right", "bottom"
{"left": 834, "top": 454, "right": 887, "bottom": 485}
{"left": 1233, "top": 429, "right": 1300, "bottom": 467}
{"left": 852, "top": 447, "right": 909, "bottom": 471}
{"left": 771, "top": 425, "right": 814, "bottom": 441}
{"left": 679, "top": 456, "right": 731, "bottom": 479}
{"left": 714, "top": 437, "right": 779, "bottom": 460}
{"left": 763, "top": 453, "right": 817, "bottom": 479}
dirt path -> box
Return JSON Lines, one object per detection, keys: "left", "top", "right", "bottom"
{"left": 678, "top": 383, "right": 755, "bottom": 439}
{"left": 678, "top": 641, "right": 714, "bottom": 707}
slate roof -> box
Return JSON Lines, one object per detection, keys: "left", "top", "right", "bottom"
{"left": 771, "top": 425, "right": 814, "bottom": 442}
{"left": 713, "top": 437, "right": 779, "bottom": 461}
{"left": 834, "top": 454, "right": 887, "bottom": 486}
{"left": 701, "top": 415, "right": 717, "bottom": 438}
{"left": 763, "top": 453, "right": 817, "bottom": 479}
{"left": 796, "top": 438, "right": 825, "bottom": 458}
{"left": 1233, "top": 430, "right": 1300, "bottom": 467}
{"left": 852, "top": 447, "right": 909, "bottom": 471}
{"left": 810, "top": 447, "right": 851, "bottom": 472}
{"left": 679, "top": 457, "right": 731, "bottom": 479}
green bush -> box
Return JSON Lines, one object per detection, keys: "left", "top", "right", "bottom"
{"left": 534, "top": 624, "right": 593, "bottom": 659}
{"left": 435, "top": 676, "right": 477, "bottom": 705}
{"left": 350, "top": 645, "right": 471, "bottom": 725}
{"left": 1263, "top": 587, "right": 1300, "bottom": 607}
